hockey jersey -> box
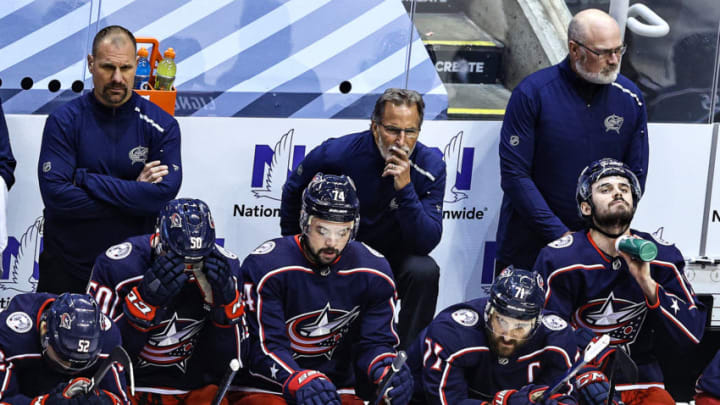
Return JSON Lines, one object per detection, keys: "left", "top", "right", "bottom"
{"left": 87, "top": 235, "right": 245, "bottom": 394}
{"left": 236, "top": 235, "right": 399, "bottom": 398}
{"left": 0, "top": 293, "right": 129, "bottom": 405}
{"left": 534, "top": 230, "right": 705, "bottom": 391}
{"left": 696, "top": 348, "right": 720, "bottom": 399}
{"left": 408, "top": 298, "right": 578, "bottom": 405}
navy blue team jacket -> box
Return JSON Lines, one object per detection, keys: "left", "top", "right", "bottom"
{"left": 38, "top": 92, "right": 182, "bottom": 278}
{"left": 280, "top": 130, "right": 446, "bottom": 259}
{"left": 0, "top": 101, "right": 16, "bottom": 190}
{"left": 0, "top": 293, "right": 129, "bottom": 404}
{"left": 88, "top": 235, "right": 245, "bottom": 394}
{"left": 534, "top": 230, "right": 705, "bottom": 392}
{"left": 497, "top": 57, "right": 649, "bottom": 269}
{"left": 408, "top": 298, "right": 578, "bottom": 405}
{"left": 236, "top": 235, "right": 399, "bottom": 398}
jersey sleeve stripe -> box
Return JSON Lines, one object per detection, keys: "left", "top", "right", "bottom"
{"left": 110, "top": 364, "right": 128, "bottom": 403}
{"left": 517, "top": 345, "right": 573, "bottom": 368}
{"left": 337, "top": 268, "right": 396, "bottom": 289}
{"left": 659, "top": 306, "right": 701, "bottom": 344}
{"left": 545, "top": 264, "right": 605, "bottom": 303}
{"left": 0, "top": 362, "right": 12, "bottom": 399}
{"left": 439, "top": 347, "right": 489, "bottom": 405}
{"left": 651, "top": 260, "right": 697, "bottom": 309}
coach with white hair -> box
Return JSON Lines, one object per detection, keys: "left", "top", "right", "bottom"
{"left": 495, "top": 8, "right": 649, "bottom": 272}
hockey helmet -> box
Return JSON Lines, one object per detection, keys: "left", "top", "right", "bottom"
{"left": 157, "top": 198, "right": 216, "bottom": 262}
{"left": 485, "top": 267, "right": 545, "bottom": 337}
{"left": 300, "top": 173, "right": 360, "bottom": 239}
{"left": 41, "top": 293, "right": 103, "bottom": 373}
{"left": 576, "top": 158, "right": 642, "bottom": 219}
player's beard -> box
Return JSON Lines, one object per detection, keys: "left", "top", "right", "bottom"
{"left": 488, "top": 331, "right": 524, "bottom": 358}
{"left": 574, "top": 57, "right": 619, "bottom": 85}
{"left": 313, "top": 247, "right": 340, "bottom": 265}
{"left": 593, "top": 197, "right": 634, "bottom": 231}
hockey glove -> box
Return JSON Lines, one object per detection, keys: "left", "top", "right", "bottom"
{"left": 205, "top": 249, "right": 244, "bottom": 325}
{"left": 574, "top": 366, "right": 621, "bottom": 405}
{"left": 138, "top": 250, "right": 187, "bottom": 307}
{"left": 282, "top": 370, "right": 341, "bottom": 405}
{"left": 574, "top": 327, "right": 615, "bottom": 369}
{"left": 370, "top": 356, "right": 413, "bottom": 405}
{"left": 490, "top": 384, "right": 577, "bottom": 405}
{"left": 204, "top": 250, "right": 236, "bottom": 306}
{"left": 35, "top": 380, "right": 90, "bottom": 405}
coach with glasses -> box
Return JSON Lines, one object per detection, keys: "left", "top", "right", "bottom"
{"left": 495, "top": 8, "right": 649, "bottom": 272}
{"left": 280, "top": 88, "right": 446, "bottom": 349}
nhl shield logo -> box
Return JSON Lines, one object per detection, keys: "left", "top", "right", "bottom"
{"left": 604, "top": 114, "right": 624, "bottom": 133}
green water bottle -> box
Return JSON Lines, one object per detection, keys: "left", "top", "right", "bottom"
{"left": 615, "top": 235, "right": 658, "bottom": 262}
{"left": 155, "top": 48, "right": 176, "bottom": 91}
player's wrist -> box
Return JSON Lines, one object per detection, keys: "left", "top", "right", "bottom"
{"left": 282, "top": 369, "right": 330, "bottom": 399}
{"left": 210, "top": 289, "right": 243, "bottom": 326}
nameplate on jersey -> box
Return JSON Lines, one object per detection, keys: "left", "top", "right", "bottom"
{"left": 6, "top": 312, "right": 32, "bottom": 333}
{"left": 548, "top": 235, "right": 573, "bottom": 249}
{"left": 252, "top": 241, "right": 276, "bottom": 255}
{"left": 542, "top": 314, "right": 567, "bottom": 331}
{"left": 106, "top": 242, "right": 132, "bottom": 260}
{"left": 451, "top": 309, "right": 479, "bottom": 327}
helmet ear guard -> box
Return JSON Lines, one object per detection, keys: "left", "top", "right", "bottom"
{"left": 41, "top": 293, "right": 103, "bottom": 374}
{"left": 156, "top": 198, "right": 216, "bottom": 262}
{"left": 300, "top": 173, "right": 361, "bottom": 239}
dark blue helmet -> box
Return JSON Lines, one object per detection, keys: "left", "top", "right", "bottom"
{"left": 300, "top": 173, "right": 360, "bottom": 238}
{"left": 41, "top": 293, "right": 103, "bottom": 373}
{"left": 486, "top": 267, "right": 545, "bottom": 326}
{"left": 576, "top": 158, "right": 642, "bottom": 219}
{"left": 157, "top": 198, "right": 216, "bottom": 262}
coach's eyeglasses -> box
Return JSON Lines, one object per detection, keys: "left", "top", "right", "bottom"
{"left": 573, "top": 40, "right": 627, "bottom": 58}
{"left": 378, "top": 123, "right": 420, "bottom": 140}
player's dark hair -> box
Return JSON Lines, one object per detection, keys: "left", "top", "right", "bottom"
{"left": 371, "top": 88, "right": 425, "bottom": 129}
{"left": 92, "top": 25, "right": 136, "bottom": 56}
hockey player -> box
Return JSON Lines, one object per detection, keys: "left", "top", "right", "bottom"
{"left": 0, "top": 292, "right": 129, "bottom": 404}
{"left": 534, "top": 158, "right": 705, "bottom": 405}
{"left": 232, "top": 173, "right": 412, "bottom": 405}
{"left": 408, "top": 267, "right": 586, "bottom": 405}
{"left": 87, "top": 198, "right": 245, "bottom": 405}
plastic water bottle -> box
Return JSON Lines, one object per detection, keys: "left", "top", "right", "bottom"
{"left": 615, "top": 235, "right": 658, "bottom": 262}
{"left": 155, "top": 48, "right": 176, "bottom": 91}
{"left": 134, "top": 47, "right": 150, "bottom": 90}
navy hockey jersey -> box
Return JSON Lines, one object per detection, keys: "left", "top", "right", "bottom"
{"left": 87, "top": 235, "right": 245, "bottom": 394}
{"left": 0, "top": 293, "right": 129, "bottom": 405}
{"left": 237, "top": 235, "right": 399, "bottom": 397}
{"left": 534, "top": 230, "right": 705, "bottom": 391}
{"left": 696, "top": 348, "right": 720, "bottom": 398}
{"left": 408, "top": 298, "right": 578, "bottom": 405}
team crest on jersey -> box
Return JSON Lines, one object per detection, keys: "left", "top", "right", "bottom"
{"left": 361, "top": 242, "right": 384, "bottom": 258}
{"left": 215, "top": 244, "right": 238, "bottom": 259}
{"left": 604, "top": 114, "right": 624, "bottom": 133}
{"left": 542, "top": 314, "right": 567, "bottom": 331}
{"left": 138, "top": 312, "right": 204, "bottom": 372}
{"left": 548, "top": 235, "right": 573, "bottom": 248}
{"left": 129, "top": 146, "right": 149, "bottom": 165}
{"left": 6, "top": 312, "right": 32, "bottom": 333}
{"left": 572, "top": 292, "right": 646, "bottom": 350}
{"left": 651, "top": 227, "right": 673, "bottom": 246}
{"left": 252, "top": 241, "right": 276, "bottom": 255}
{"left": 286, "top": 303, "right": 360, "bottom": 360}
{"left": 59, "top": 313, "right": 73, "bottom": 330}
{"left": 106, "top": 242, "right": 132, "bottom": 260}
{"left": 451, "top": 309, "right": 479, "bottom": 327}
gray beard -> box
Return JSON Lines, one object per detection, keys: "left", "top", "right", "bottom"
{"left": 574, "top": 59, "right": 619, "bottom": 85}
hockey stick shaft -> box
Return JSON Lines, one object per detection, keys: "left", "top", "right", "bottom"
{"left": 374, "top": 351, "right": 408, "bottom": 405}
{"left": 88, "top": 346, "right": 134, "bottom": 395}
{"left": 211, "top": 358, "right": 241, "bottom": 405}
{"left": 542, "top": 334, "right": 611, "bottom": 400}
